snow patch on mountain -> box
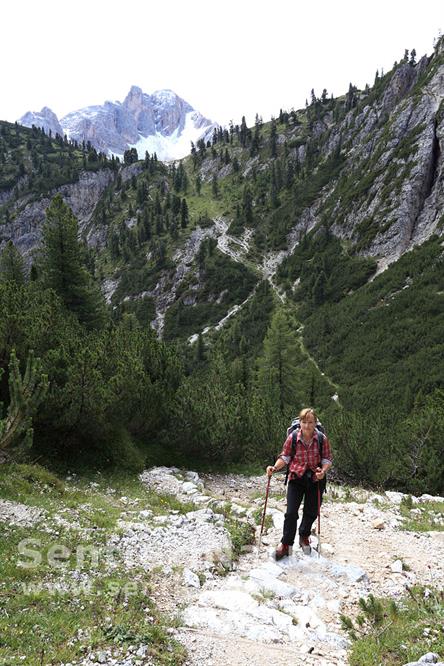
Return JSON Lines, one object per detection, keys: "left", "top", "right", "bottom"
{"left": 128, "top": 111, "right": 212, "bottom": 162}
{"left": 18, "top": 87, "right": 217, "bottom": 162}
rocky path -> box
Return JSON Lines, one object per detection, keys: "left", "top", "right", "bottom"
{"left": 3, "top": 468, "right": 442, "bottom": 666}
{"left": 213, "top": 218, "right": 254, "bottom": 265}
{"left": 139, "top": 469, "right": 444, "bottom": 666}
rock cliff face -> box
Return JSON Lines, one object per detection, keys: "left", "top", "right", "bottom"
{"left": 0, "top": 169, "right": 115, "bottom": 261}
{"left": 245, "top": 44, "right": 444, "bottom": 272}
{"left": 330, "top": 57, "right": 444, "bottom": 268}
{"left": 18, "top": 87, "right": 216, "bottom": 161}
{"left": 18, "top": 107, "right": 64, "bottom": 138}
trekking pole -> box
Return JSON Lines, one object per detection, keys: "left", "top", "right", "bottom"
{"left": 317, "top": 482, "right": 321, "bottom": 558}
{"left": 258, "top": 474, "right": 271, "bottom": 555}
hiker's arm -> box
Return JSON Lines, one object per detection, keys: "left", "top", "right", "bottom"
{"left": 266, "top": 458, "right": 288, "bottom": 476}
{"left": 315, "top": 461, "right": 331, "bottom": 479}
{"left": 315, "top": 435, "right": 333, "bottom": 479}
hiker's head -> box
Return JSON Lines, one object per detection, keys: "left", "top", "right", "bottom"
{"left": 299, "top": 407, "right": 317, "bottom": 437}
{"left": 299, "top": 407, "right": 317, "bottom": 424}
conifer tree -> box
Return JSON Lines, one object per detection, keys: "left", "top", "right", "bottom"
{"left": 0, "top": 349, "right": 48, "bottom": 452}
{"left": 240, "top": 116, "right": 248, "bottom": 147}
{"left": 212, "top": 175, "right": 219, "bottom": 199}
{"left": 256, "top": 309, "right": 301, "bottom": 414}
{"left": 270, "top": 119, "right": 277, "bottom": 158}
{"left": 180, "top": 198, "right": 189, "bottom": 228}
{"left": 41, "top": 194, "right": 106, "bottom": 329}
{"left": 242, "top": 186, "right": 253, "bottom": 225}
{"left": 0, "top": 241, "right": 25, "bottom": 284}
{"left": 194, "top": 332, "right": 206, "bottom": 364}
{"left": 312, "top": 270, "right": 327, "bottom": 306}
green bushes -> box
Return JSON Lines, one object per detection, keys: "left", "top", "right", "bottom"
{"left": 277, "top": 226, "right": 376, "bottom": 309}
{"left": 328, "top": 410, "right": 406, "bottom": 488}
{"left": 342, "top": 587, "right": 444, "bottom": 666}
{"left": 164, "top": 247, "right": 257, "bottom": 341}
{"left": 0, "top": 281, "right": 182, "bottom": 471}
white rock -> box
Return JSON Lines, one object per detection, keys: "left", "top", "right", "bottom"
{"left": 153, "top": 516, "right": 168, "bottom": 525}
{"left": 418, "top": 652, "right": 441, "bottom": 663}
{"left": 385, "top": 491, "right": 405, "bottom": 504}
{"left": 186, "top": 508, "right": 215, "bottom": 522}
{"left": 231, "top": 504, "right": 247, "bottom": 516}
{"left": 372, "top": 518, "right": 385, "bottom": 530}
{"left": 257, "top": 561, "right": 283, "bottom": 577}
{"left": 267, "top": 507, "right": 285, "bottom": 530}
{"left": 185, "top": 471, "right": 201, "bottom": 483}
{"left": 199, "top": 590, "right": 258, "bottom": 613}
{"left": 326, "top": 598, "right": 341, "bottom": 612}
{"left": 183, "top": 568, "right": 201, "bottom": 588}
{"left": 292, "top": 605, "right": 325, "bottom": 631}
{"left": 419, "top": 494, "right": 444, "bottom": 503}
{"left": 246, "top": 570, "right": 296, "bottom": 598}
{"left": 278, "top": 598, "right": 300, "bottom": 615}
{"left": 391, "top": 559, "right": 404, "bottom": 573}
{"left": 138, "top": 510, "right": 152, "bottom": 518}
{"left": 182, "top": 481, "right": 199, "bottom": 494}
{"left": 320, "top": 542, "right": 335, "bottom": 555}
{"left": 252, "top": 604, "right": 294, "bottom": 631}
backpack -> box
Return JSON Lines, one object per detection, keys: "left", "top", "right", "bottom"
{"left": 284, "top": 418, "right": 326, "bottom": 488}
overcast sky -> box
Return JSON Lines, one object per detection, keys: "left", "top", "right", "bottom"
{"left": 2, "top": 0, "right": 442, "bottom": 128}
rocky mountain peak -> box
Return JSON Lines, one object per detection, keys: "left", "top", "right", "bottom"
{"left": 151, "top": 89, "right": 194, "bottom": 136}
{"left": 17, "top": 86, "right": 217, "bottom": 161}
{"left": 123, "top": 85, "right": 145, "bottom": 110}
{"left": 18, "top": 106, "right": 63, "bottom": 137}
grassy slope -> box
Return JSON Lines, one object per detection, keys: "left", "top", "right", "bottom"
{"left": 0, "top": 463, "right": 189, "bottom": 665}
{"left": 302, "top": 235, "right": 444, "bottom": 414}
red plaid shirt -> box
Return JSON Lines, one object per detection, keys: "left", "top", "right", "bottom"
{"left": 279, "top": 430, "right": 332, "bottom": 481}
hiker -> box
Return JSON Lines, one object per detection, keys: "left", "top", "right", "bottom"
{"left": 266, "top": 407, "right": 332, "bottom": 558}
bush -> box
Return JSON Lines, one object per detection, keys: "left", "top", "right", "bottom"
{"left": 329, "top": 410, "right": 407, "bottom": 488}
{"left": 101, "top": 426, "right": 145, "bottom": 473}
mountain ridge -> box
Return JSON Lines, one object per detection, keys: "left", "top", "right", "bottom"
{"left": 17, "top": 85, "right": 217, "bottom": 161}
{"left": 1, "top": 39, "right": 444, "bottom": 474}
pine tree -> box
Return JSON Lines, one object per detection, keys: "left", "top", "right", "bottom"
{"left": 0, "top": 349, "right": 48, "bottom": 452}
{"left": 240, "top": 116, "right": 248, "bottom": 147}
{"left": 270, "top": 119, "right": 277, "bottom": 158}
{"left": 195, "top": 332, "right": 206, "bottom": 364}
{"left": 242, "top": 186, "right": 253, "bottom": 225}
{"left": 0, "top": 241, "right": 25, "bottom": 284}
{"left": 180, "top": 198, "right": 189, "bottom": 228}
{"left": 41, "top": 194, "right": 106, "bottom": 329}
{"left": 212, "top": 175, "right": 219, "bottom": 199}
{"left": 256, "top": 309, "right": 302, "bottom": 414}
{"left": 270, "top": 164, "right": 279, "bottom": 208}
{"left": 312, "top": 270, "right": 327, "bottom": 306}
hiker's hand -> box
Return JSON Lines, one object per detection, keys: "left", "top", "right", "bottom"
{"left": 315, "top": 467, "right": 325, "bottom": 480}
{"left": 266, "top": 466, "right": 275, "bottom": 477}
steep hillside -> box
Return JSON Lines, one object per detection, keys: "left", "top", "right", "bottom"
{"left": 1, "top": 39, "right": 444, "bottom": 492}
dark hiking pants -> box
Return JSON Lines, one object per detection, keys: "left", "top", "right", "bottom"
{"left": 282, "top": 472, "right": 325, "bottom": 545}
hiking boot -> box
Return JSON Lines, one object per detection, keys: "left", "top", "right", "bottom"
{"left": 274, "top": 543, "right": 290, "bottom": 560}
{"left": 299, "top": 535, "right": 311, "bottom": 555}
